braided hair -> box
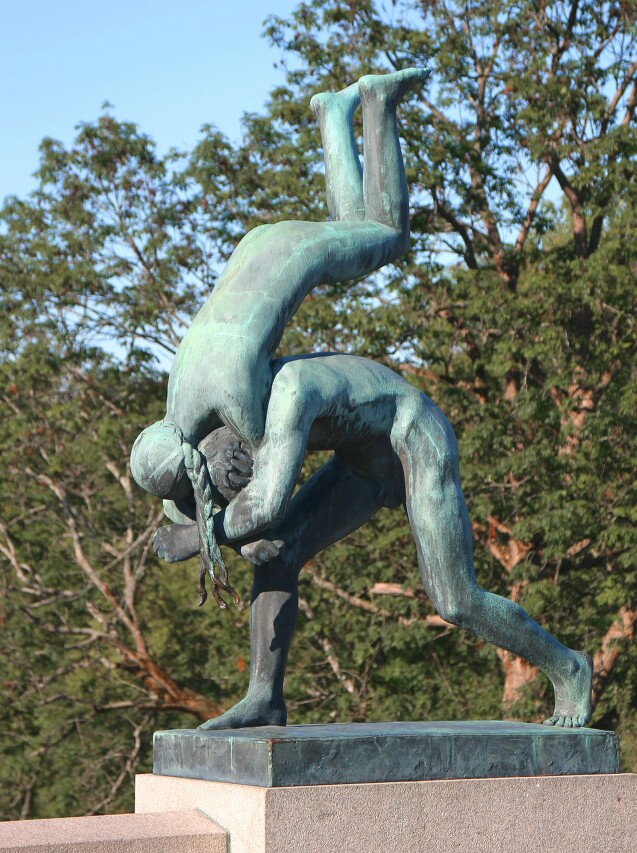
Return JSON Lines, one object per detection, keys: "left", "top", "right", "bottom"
{"left": 180, "top": 436, "right": 240, "bottom": 609}
{"left": 130, "top": 417, "right": 240, "bottom": 608}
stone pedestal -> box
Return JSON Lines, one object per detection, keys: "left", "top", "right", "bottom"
{"left": 136, "top": 772, "right": 637, "bottom": 853}
{"left": 138, "top": 721, "right": 633, "bottom": 852}
{"left": 0, "top": 810, "right": 226, "bottom": 853}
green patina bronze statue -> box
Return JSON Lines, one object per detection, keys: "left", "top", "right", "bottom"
{"left": 130, "top": 69, "right": 593, "bottom": 732}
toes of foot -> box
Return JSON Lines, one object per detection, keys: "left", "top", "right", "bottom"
{"left": 545, "top": 711, "right": 589, "bottom": 728}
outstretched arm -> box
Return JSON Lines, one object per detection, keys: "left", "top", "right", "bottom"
{"left": 215, "top": 378, "right": 317, "bottom": 542}
{"left": 215, "top": 426, "right": 309, "bottom": 542}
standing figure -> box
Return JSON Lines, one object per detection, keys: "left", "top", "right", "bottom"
{"left": 131, "top": 68, "right": 430, "bottom": 602}
{"left": 156, "top": 353, "right": 593, "bottom": 731}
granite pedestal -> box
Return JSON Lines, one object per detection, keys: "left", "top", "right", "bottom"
{"left": 0, "top": 811, "right": 227, "bottom": 853}
{"left": 140, "top": 721, "right": 634, "bottom": 852}
{"left": 136, "top": 772, "right": 637, "bottom": 853}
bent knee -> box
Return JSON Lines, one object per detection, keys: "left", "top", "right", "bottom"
{"left": 436, "top": 589, "right": 480, "bottom": 628}
{"left": 388, "top": 228, "right": 410, "bottom": 259}
{"left": 394, "top": 411, "right": 460, "bottom": 493}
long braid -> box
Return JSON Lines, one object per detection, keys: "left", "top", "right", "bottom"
{"left": 181, "top": 437, "right": 240, "bottom": 609}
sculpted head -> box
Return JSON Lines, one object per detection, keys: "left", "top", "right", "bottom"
{"left": 130, "top": 420, "right": 191, "bottom": 499}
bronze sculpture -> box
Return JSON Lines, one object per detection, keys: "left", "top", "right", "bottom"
{"left": 131, "top": 69, "right": 593, "bottom": 732}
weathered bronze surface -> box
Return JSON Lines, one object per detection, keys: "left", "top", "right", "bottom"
{"left": 132, "top": 69, "right": 596, "bottom": 735}
{"left": 153, "top": 722, "right": 619, "bottom": 787}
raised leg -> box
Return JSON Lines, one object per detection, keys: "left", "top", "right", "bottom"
{"left": 396, "top": 394, "right": 593, "bottom": 728}
{"left": 309, "top": 67, "right": 428, "bottom": 251}
{"left": 359, "top": 68, "right": 429, "bottom": 241}
{"left": 198, "top": 455, "right": 383, "bottom": 729}
{"left": 311, "top": 82, "right": 364, "bottom": 221}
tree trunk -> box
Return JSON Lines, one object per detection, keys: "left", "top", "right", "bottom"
{"left": 496, "top": 649, "right": 541, "bottom": 713}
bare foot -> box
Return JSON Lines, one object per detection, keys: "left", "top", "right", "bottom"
{"left": 544, "top": 651, "right": 593, "bottom": 728}
{"left": 310, "top": 80, "right": 361, "bottom": 123}
{"left": 198, "top": 694, "right": 287, "bottom": 731}
{"left": 153, "top": 523, "right": 199, "bottom": 563}
{"left": 358, "top": 67, "right": 430, "bottom": 108}
{"left": 240, "top": 538, "right": 285, "bottom": 565}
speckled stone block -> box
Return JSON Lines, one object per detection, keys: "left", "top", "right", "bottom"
{"left": 0, "top": 810, "right": 226, "bottom": 852}
{"left": 152, "top": 721, "right": 619, "bottom": 786}
{"left": 136, "top": 771, "right": 637, "bottom": 853}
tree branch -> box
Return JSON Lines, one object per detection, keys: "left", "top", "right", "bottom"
{"left": 514, "top": 166, "right": 553, "bottom": 254}
{"left": 298, "top": 595, "right": 357, "bottom": 694}
{"left": 551, "top": 158, "right": 588, "bottom": 256}
{"left": 602, "top": 59, "right": 637, "bottom": 133}
{"left": 592, "top": 605, "right": 636, "bottom": 707}
{"left": 304, "top": 567, "right": 453, "bottom": 629}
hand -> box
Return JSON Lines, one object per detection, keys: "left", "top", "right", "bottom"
{"left": 240, "top": 538, "right": 285, "bottom": 565}
{"left": 198, "top": 426, "right": 254, "bottom": 503}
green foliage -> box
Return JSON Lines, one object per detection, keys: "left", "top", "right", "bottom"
{"left": 0, "top": 116, "right": 256, "bottom": 818}
{"left": 1, "top": 0, "right": 636, "bottom": 820}
{"left": 263, "top": 0, "right": 637, "bottom": 275}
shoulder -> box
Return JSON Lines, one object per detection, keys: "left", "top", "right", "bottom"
{"left": 269, "top": 357, "right": 326, "bottom": 413}
{"left": 272, "top": 353, "right": 348, "bottom": 385}
{"left": 272, "top": 356, "right": 314, "bottom": 392}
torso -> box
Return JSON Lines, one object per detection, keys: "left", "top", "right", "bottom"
{"left": 165, "top": 223, "right": 308, "bottom": 443}
{"left": 270, "top": 352, "right": 422, "bottom": 504}
{"left": 165, "top": 222, "right": 345, "bottom": 445}
{"left": 274, "top": 351, "right": 420, "bottom": 442}
{"left": 164, "top": 218, "right": 403, "bottom": 446}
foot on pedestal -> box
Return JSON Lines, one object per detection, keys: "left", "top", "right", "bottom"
{"left": 544, "top": 651, "right": 593, "bottom": 728}
{"left": 310, "top": 81, "right": 361, "bottom": 124}
{"left": 358, "top": 67, "right": 430, "bottom": 108}
{"left": 198, "top": 694, "right": 287, "bottom": 731}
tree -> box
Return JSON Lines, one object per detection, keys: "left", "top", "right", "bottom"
{"left": 263, "top": 0, "right": 637, "bottom": 282}
{"left": 1, "top": 0, "right": 636, "bottom": 820}
{"left": 234, "top": 0, "right": 637, "bottom": 742}
{"left": 0, "top": 117, "right": 254, "bottom": 818}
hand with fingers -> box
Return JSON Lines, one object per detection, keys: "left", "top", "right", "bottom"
{"left": 152, "top": 426, "right": 288, "bottom": 600}
{"left": 199, "top": 426, "right": 254, "bottom": 504}
{"left": 199, "top": 429, "right": 295, "bottom": 575}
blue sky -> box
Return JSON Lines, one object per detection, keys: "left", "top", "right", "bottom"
{"left": 0, "top": 0, "right": 300, "bottom": 202}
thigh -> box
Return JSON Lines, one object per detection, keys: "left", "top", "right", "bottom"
{"left": 395, "top": 398, "right": 477, "bottom": 603}
{"left": 273, "top": 455, "right": 383, "bottom": 569}
{"left": 262, "top": 219, "right": 401, "bottom": 286}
